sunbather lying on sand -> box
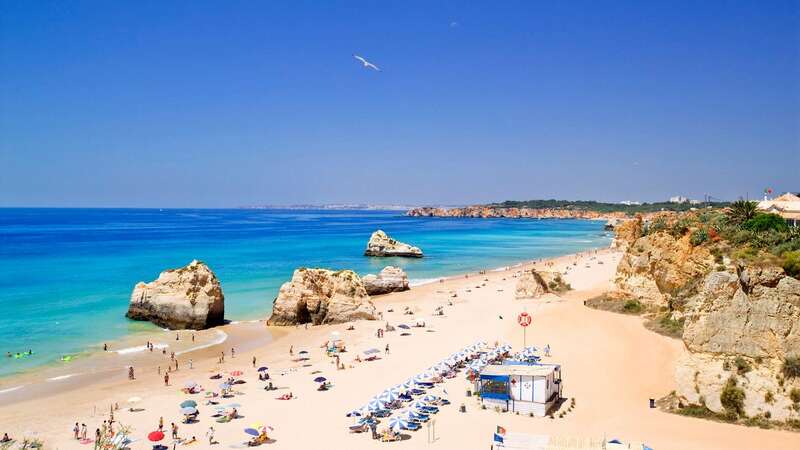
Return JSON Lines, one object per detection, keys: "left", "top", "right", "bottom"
{"left": 276, "top": 392, "right": 294, "bottom": 400}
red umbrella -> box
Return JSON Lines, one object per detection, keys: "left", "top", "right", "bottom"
{"left": 147, "top": 431, "right": 164, "bottom": 442}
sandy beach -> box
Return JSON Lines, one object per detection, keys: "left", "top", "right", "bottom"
{"left": 1, "top": 249, "right": 798, "bottom": 450}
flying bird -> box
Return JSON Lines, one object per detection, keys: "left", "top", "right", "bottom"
{"left": 353, "top": 54, "right": 381, "bottom": 71}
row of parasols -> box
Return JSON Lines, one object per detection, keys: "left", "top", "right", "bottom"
{"left": 344, "top": 341, "right": 491, "bottom": 432}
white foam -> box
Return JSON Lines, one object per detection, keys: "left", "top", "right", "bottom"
{"left": 0, "top": 385, "right": 25, "bottom": 395}
{"left": 409, "top": 278, "right": 441, "bottom": 287}
{"left": 115, "top": 343, "right": 168, "bottom": 355}
{"left": 47, "top": 373, "right": 78, "bottom": 382}
{"left": 176, "top": 330, "right": 228, "bottom": 356}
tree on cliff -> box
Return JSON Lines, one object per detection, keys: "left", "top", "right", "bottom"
{"left": 725, "top": 200, "right": 758, "bottom": 225}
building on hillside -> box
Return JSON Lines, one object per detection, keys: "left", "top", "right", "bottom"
{"left": 669, "top": 196, "right": 688, "bottom": 204}
{"left": 478, "top": 363, "right": 562, "bottom": 416}
{"left": 757, "top": 192, "right": 800, "bottom": 227}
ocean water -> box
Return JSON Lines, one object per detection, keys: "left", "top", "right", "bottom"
{"left": 0, "top": 208, "right": 611, "bottom": 377}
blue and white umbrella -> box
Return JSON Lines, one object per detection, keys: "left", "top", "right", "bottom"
{"left": 346, "top": 409, "right": 362, "bottom": 417}
{"left": 180, "top": 406, "right": 197, "bottom": 415}
{"left": 410, "top": 400, "right": 430, "bottom": 410}
{"left": 421, "top": 394, "right": 438, "bottom": 403}
{"left": 387, "top": 416, "right": 409, "bottom": 431}
{"left": 365, "top": 399, "right": 385, "bottom": 411}
{"left": 379, "top": 391, "right": 399, "bottom": 403}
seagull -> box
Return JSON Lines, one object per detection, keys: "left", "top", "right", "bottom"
{"left": 353, "top": 54, "right": 381, "bottom": 71}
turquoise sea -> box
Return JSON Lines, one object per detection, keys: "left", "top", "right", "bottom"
{"left": 0, "top": 208, "right": 611, "bottom": 377}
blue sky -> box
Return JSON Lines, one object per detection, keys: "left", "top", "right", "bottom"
{"left": 1, "top": 1, "right": 798, "bottom": 207}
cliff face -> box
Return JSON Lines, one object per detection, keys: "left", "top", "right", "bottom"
{"left": 615, "top": 232, "right": 713, "bottom": 307}
{"left": 126, "top": 260, "right": 225, "bottom": 330}
{"left": 676, "top": 266, "right": 800, "bottom": 419}
{"left": 407, "top": 206, "right": 627, "bottom": 220}
{"left": 362, "top": 266, "right": 409, "bottom": 295}
{"left": 610, "top": 221, "right": 800, "bottom": 421}
{"left": 267, "top": 268, "right": 377, "bottom": 326}
{"left": 364, "top": 230, "right": 423, "bottom": 257}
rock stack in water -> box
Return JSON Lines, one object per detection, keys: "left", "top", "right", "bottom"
{"left": 126, "top": 260, "right": 225, "bottom": 330}
{"left": 363, "top": 266, "right": 410, "bottom": 295}
{"left": 267, "top": 268, "right": 377, "bottom": 326}
{"left": 364, "top": 230, "right": 423, "bottom": 257}
{"left": 514, "top": 269, "right": 569, "bottom": 299}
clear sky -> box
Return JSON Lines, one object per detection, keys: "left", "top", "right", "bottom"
{"left": 1, "top": 1, "right": 798, "bottom": 207}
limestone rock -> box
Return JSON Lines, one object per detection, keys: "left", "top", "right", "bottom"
{"left": 611, "top": 217, "right": 643, "bottom": 249}
{"left": 515, "top": 269, "right": 568, "bottom": 299}
{"left": 267, "top": 268, "right": 377, "bottom": 326}
{"left": 364, "top": 230, "right": 423, "bottom": 257}
{"left": 615, "top": 232, "right": 713, "bottom": 306}
{"left": 126, "top": 260, "right": 225, "bottom": 330}
{"left": 362, "top": 266, "right": 409, "bottom": 295}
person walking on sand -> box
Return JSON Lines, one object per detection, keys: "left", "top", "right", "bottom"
{"left": 231, "top": 347, "right": 235, "bottom": 358}
{"left": 289, "top": 345, "right": 293, "bottom": 356}
{"left": 73, "top": 422, "right": 80, "bottom": 440}
{"left": 220, "top": 351, "right": 225, "bottom": 363}
{"left": 158, "top": 416, "right": 164, "bottom": 431}
{"left": 171, "top": 422, "right": 178, "bottom": 439}
{"left": 192, "top": 333, "right": 195, "bottom": 343}
{"left": 164, "top": 372, "right": 170, "bottom": 386}
{"left": 206, "top": 426, "right": 215, "bottom": 445}
{"left": 545, "top": 344, "right": 551, "bottom": 357}
{"left": 252, "top": 356, "right": 256, "bottom": 368}
{"left": 385, "top": 344, "right": 390, "bottom": 355}
{"left": 94, "top": 429, "right": 101, "bottom": 449}
{"left": 128, "top": 366, "right": 134, "bottom": 380}
{"left": 189, "top": 359, "right": 193, "bottom": 369}
{"left": 81, "top": 423, "right": 87, "bottom": 440}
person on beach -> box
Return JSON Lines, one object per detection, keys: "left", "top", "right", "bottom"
{"left": 175, "top": 359, "right": 179, "bottom": 370}
{"left": 94, "top": 429, "right": 100, "bottom": 449}
{"left": 252, "top": 356, "right": 256, "bottom": 368}
{"left": 171, "top": 422, "right": 178, "bottom": 439}
{"left": 385, "top": 344, "right": 390, "bottom": 355}
{"left": 545, "top": 344, "right": 551, "bottom": 357}
{"left": 73, "top": 422, "right": 80, "bottom": 439}
{"left": 81, "top": 423, "right": 87, "bottom": 440}
{"left": 158, "top": 416, "right": 164, "bottom": 431}
{"left": 103, "top": 343, "right": 108, "bottom": 351}
{"left": 128, "top": 366, "right": 134, "bottom": 380}
{"left": 164, "top": 373, "right": 170, "bottom": 386}
{"left": 220, "top": 351, "right": 225, "bottom": 363}
{"left": 231, "top": 347, "right": 235, "bottom": 358}
{"left": 176, "top": 333, "right": 180, "bottom": 341}
{"left": 289, "top": 345, "right": 293, "bottom": 356}
{"left": 158, "top": 366, "right": 161, "bottom": 375}
{"left": 1, "top": 433, "right": 10, "bottom": 443}
{"left": 206, "top": 426, "right": 215, "bottom": 445}
{"left": 189, "top": 359, "right": 193, "bottom": 369}
{"left": 192, "top": 333, "right": 195, "bottom": 343}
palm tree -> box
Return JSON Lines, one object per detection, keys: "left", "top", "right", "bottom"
{"left": 726, "top": 200, "right": 758, "bottom": 225}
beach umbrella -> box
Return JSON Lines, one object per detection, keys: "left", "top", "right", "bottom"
{"left": 257, "top": 366, "right": 268, "bottom": 372}
{"left": 147, "top": 431, "right": 164, "bottom": 442}
{"left": 183, "top": 381, "right": 197, "bottom": 388}
{"left": 180, "top": 406, "right": 197, "bottom": 415}
{"left": 379, "top": 391, "right": 399, "bottom": 403}
{"left": 298, "top": 350, "right": 308, "bottom": 354}
{"left": 387, "top": 416, "right": 409, "bottom": 431}
{"left": 421, "top": 394, "right": 438, "bottom": 403}
{"left": 180, "top": 400, "right": 197, "bottom": 408}
{"left": 314, "top": 376, "right": 327, "bottom": 383}
{"left": 365, "top": 399, "right": 385, "bottom": 411}
{"left": 219, "top": 383, "right": 231, "bottom": 390}
{"left": 346, "top": 409, "right": 362, "bottom": 417}
{"left": 127, "top": 396, "right": 142, "bottom": 403}
{"left": 398, "top": 324, "right": 410, "bottom": 329}
{"left": 230, "top": 370, "right": 243, "bottom": 377}
{"left": 244, "top": 428, "right": 259, "bottom": 437}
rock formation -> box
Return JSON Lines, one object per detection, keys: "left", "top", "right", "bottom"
{"left": 675, "top": 266, "right": 800, "bottom": 419}
{"left": 615, "top": 231, "right": 713, "bottom": 306}
{"left": 407, "top": 206, "right": 628, "bottom": 220}
{"left": 126, "top": 260, "right": 225, "bottom": 330}
{"left": 362, "top": 266, "right": 410, "bottom": 295}
{"left": 266, "top": 268, "right": 377, "bottom": 326}
{"left": 515, "top": 269, "right": 569, "bottom": 299}
{"left": 610, "top": 217, "right": 643, "bottom": 249}
{"left": 364, "top": 230, "right": 423, "bottom": 257}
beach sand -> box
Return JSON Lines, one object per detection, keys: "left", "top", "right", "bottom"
{"left": 1, "top": 249, "right": 798, "bottom": 450}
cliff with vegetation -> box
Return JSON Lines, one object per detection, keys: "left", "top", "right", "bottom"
{"left": 605, "top": 204, "right": 800, "bottom": 428}
{"left": 407, "top": 199, "right": 729, "bottom": 219}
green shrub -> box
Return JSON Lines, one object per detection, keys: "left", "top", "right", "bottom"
{"left": 742, "top": 213, "right": 789, "bottom": 233}
{"left": 734, "top": 356, "right": 752, "bottom": 375}
{"left": 670, "top": 218, "right": 692, "bottom": 237}
{"left": 783, "top": 356, "right": 800, "bottom": 378}
{"left": 690, "top": 229, "right": 709, "bottom": 246}
{"left": 720, "top": 377, "right": 746, "bottom": 417}
{"left": 783, "top": 251, "right": 800, "bottom": 279}
{"left": 791, "top": 388, "right": 800, "bottom": 404}
{"left": 623, "top": 299, "right": 643, "bottom": 313}
{"left": 648, "top": 217, "right": 668, "bottom": 234}
{"left": 764, "top": 391, "right": 775, "bottom": 404}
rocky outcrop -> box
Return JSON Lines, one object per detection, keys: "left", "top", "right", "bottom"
{"left": 126, "top": 260, "right": 225, "bottom": 330}
{"left": 362, "top": 266, "right": 409, "bottom": 295}
{"left": 407, "top": 206, "right": 626, "bottom": 220}
{"left": 364, "top": 230, "right": 423, "bottom": 257}
{"left": 615, "top": 232, "right": 713, "bottom": 306}
{"left": 515, "top": 269, "right": 569, "bottom": 299}
{"left": 675, "top": 266, "right": 800, "bottom": 419}
{"left": 611, "top": 217, "right": 643, "bottom": 249}
{"left": 266, "top": 268, "right": 377, "bottom": 326}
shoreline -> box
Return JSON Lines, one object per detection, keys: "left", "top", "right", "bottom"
{"left": 0, "top": 239, "right": 612, "bottom": 388}
{"left": 0, "top": 246, "right": 605, "bottom": 404}
{"left": 2, "top": 246, "right": 799, "bottom": 450}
